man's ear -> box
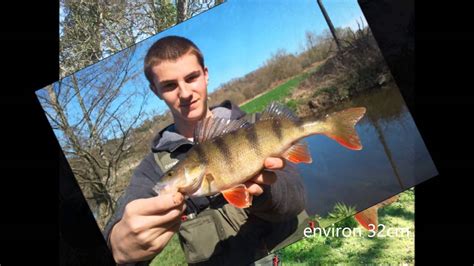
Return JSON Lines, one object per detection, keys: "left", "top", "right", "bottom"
{"left": 150, "top": 83, "right": 162, "bottom": 100}
{"left": 204, "top": 66, "right": 209, "bottom": 84}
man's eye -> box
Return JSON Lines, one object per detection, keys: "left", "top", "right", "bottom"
{"left": 167, "top": 171, "right": 174, "bottom": 177}
{"left": 186, "top": 75, "right": 199, "bottom": 83}
{"left": 163, "top": 83, "right": 176, "bottom": 89}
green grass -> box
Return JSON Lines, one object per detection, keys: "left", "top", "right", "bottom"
{"left": 279, "top": 188, "right": 415, "bottom": 265}
{"left": 150, "top": 189, "right": 414, "bottom": 265}
{"left": 239, "top": 72, "right": 310, "bottom": 114}
{"left": 150, "top": 234, "right": 187, "bottom": 266}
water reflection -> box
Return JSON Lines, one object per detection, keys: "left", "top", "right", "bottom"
{"left": 298, "top": 84, "right": 437, "bottom": 216}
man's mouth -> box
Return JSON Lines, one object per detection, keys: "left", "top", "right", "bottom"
{"left": 180, "top": 99, "right": 199, "bottom": 108}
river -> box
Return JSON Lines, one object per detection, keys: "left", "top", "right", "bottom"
{"left": 295, "top": 83, "right": 438, "bottom": 216}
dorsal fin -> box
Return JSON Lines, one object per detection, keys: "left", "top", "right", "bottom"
{"left": 260, "top": 101, "right": 300, "bottom": 122}
{"left": 194, "top": 117, "right": 250, "bottom": 143}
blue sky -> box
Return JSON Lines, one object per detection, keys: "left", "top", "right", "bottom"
{"left": 132, "top": 0, "right": 367, "bottom": 115}
{"left": 41, "top": 0, "right": 367, "bottom": 141}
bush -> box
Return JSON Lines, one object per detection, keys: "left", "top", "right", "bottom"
{"left": 312, "top": 86, "right": 338, "bottom": 97}
{"left": 331, "top": 26, "right": 388, "bottom": 96}
{"left": 327, "top": 202, "right": 358, "bottom": 229}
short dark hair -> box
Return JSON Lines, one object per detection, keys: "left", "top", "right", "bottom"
{"left": 144, "top": 36, "right": 205, "bottom": 86}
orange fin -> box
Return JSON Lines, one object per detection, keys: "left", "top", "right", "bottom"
{"left": 282, "top": 141, "right": 313, "bottom": 164}
{"left": 327, "top": 107, "right": 366, "bottom": 150}
{"left": 354, "top": 205, "right": 379, "bottom": 231}
{"left": 221, "top": 184, "right": 253, "bottom": 208}
{"left": 377, "top": 194, "right": 400, "bottom": 208}
{"left": 304, "top": 107, "right": 366, "bottom": 150}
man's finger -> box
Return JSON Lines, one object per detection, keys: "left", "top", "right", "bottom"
{"left": 250, "top": 171, "right": 277, "bottom": 185}
{"left": 132, "top": 222, "right": 181, "bottom": 261}
{"left": 140, "top": 202, "right": 187, "bottom": 230}
{"left": 264, "top": 157, "right": 285, "bottom": 170}
{"left": 129, "top": 193, "right": 185, "bottom": 216}
{"left": 244, "top": 181, "right": 264, "bottom": 196}
{"left": 135, "top": 204, "right": 186, "bottom": 242}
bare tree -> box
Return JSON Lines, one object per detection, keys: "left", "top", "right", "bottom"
{"left": 305, "top": 31, "right": 319, "bottom": 50}
{"left": 145, "top": 0, "right": 177, "bottom": 33}
{"left": 176, "top": 0, "right": 188, "bottom": 23}
{"left": 60, "top": 0, "right": 104, "bottom": 77}
{"left": 60, "top": 0, "right": 223, "bottom": 78}
{"left": 177, "top": 0, "right": 219, "bottom": 23}
{"left": 264, "top": 49, "right": 302, "bottom": 82}
{"left": 38, "top": 47, "right": 149, "bottom": 229}
{"left": 302, "top": 29, "right": 335, "bottom": 65}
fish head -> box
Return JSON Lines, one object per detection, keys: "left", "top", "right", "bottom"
{"left": 153, "top": 161, "right": 206, "bottom": 196}
{"left": 180, "top": 163, "right": 207, "bottom": 195}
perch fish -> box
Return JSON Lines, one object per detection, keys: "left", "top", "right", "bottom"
{"left": 153, "top": 102, "right": 367, "bottom": 209}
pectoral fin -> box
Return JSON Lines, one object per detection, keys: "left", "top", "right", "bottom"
{"left": 221, "top": 184, "right": 253, "bottom": 208}
{"left": 354, "top": 206, "right": 379, "bottom": 231}
{"left": 282, "top": 141, "right": 313, "bottom": 164}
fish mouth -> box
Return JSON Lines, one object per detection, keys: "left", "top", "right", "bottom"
{"left": 152, "top": 182, "right": 172, "bottom": 195}
{"left": 177, "top": 180, "right": 202, "bottom": 196}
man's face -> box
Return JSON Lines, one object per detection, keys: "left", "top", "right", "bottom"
{"left": 150, "top": 52, "right": 210, "bottom": 123}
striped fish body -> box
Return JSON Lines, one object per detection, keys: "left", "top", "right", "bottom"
{"left": 153, "top": 103, "right": 366, "bottom": 208}
{"left": 192, "top": 118, "right": 306, "bottom": 194}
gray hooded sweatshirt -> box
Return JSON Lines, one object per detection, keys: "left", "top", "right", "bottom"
{"left": 103, "top": 100, "right": 307, "bottom": 265}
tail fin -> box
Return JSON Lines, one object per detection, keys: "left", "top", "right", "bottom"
{"left": 307, "top": 107, "right": 366, "bottom": 150}
{"left": 354, "top": 206, "right": 379, "bottom": 231}
{"left": 355, "top": 195, "right": 400, "bottom": 231}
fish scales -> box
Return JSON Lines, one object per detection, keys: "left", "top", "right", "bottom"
{"left": 197, "top": 117, "right": 305, "bottom": 192}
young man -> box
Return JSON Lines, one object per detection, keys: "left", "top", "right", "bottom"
{"left": 103, "top": 36, "right": 307, "bottom": 265}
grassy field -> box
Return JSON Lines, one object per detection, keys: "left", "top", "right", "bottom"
{"left": 151, "top": 189, "right": 414, "bottom": 265}
{"left": 239, "top": 72, "right": 311, "bottom": 114}
{"left": 150, "top": 234, "right": 186, "bottom": 265}
{"left": 278, "top": 188, "right": 415, "bottom": 265}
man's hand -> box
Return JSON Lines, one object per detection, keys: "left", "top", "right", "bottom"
{"left": 244, "top": 157, "right": 285, "bottom": 196}
{"left": 109, "top": 193, "right": 186, "bottom": 264}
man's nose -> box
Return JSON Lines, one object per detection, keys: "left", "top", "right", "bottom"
{"left": 178, "top": 82, "right": 192, "bottom": 99}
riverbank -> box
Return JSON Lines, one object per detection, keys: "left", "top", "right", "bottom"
{"left": 279, "top": 189, "right": 414, "bottom": 265}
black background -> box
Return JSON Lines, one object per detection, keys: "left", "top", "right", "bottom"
{"left": 0, "top": 0, "right": 472, "bottom": 265}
